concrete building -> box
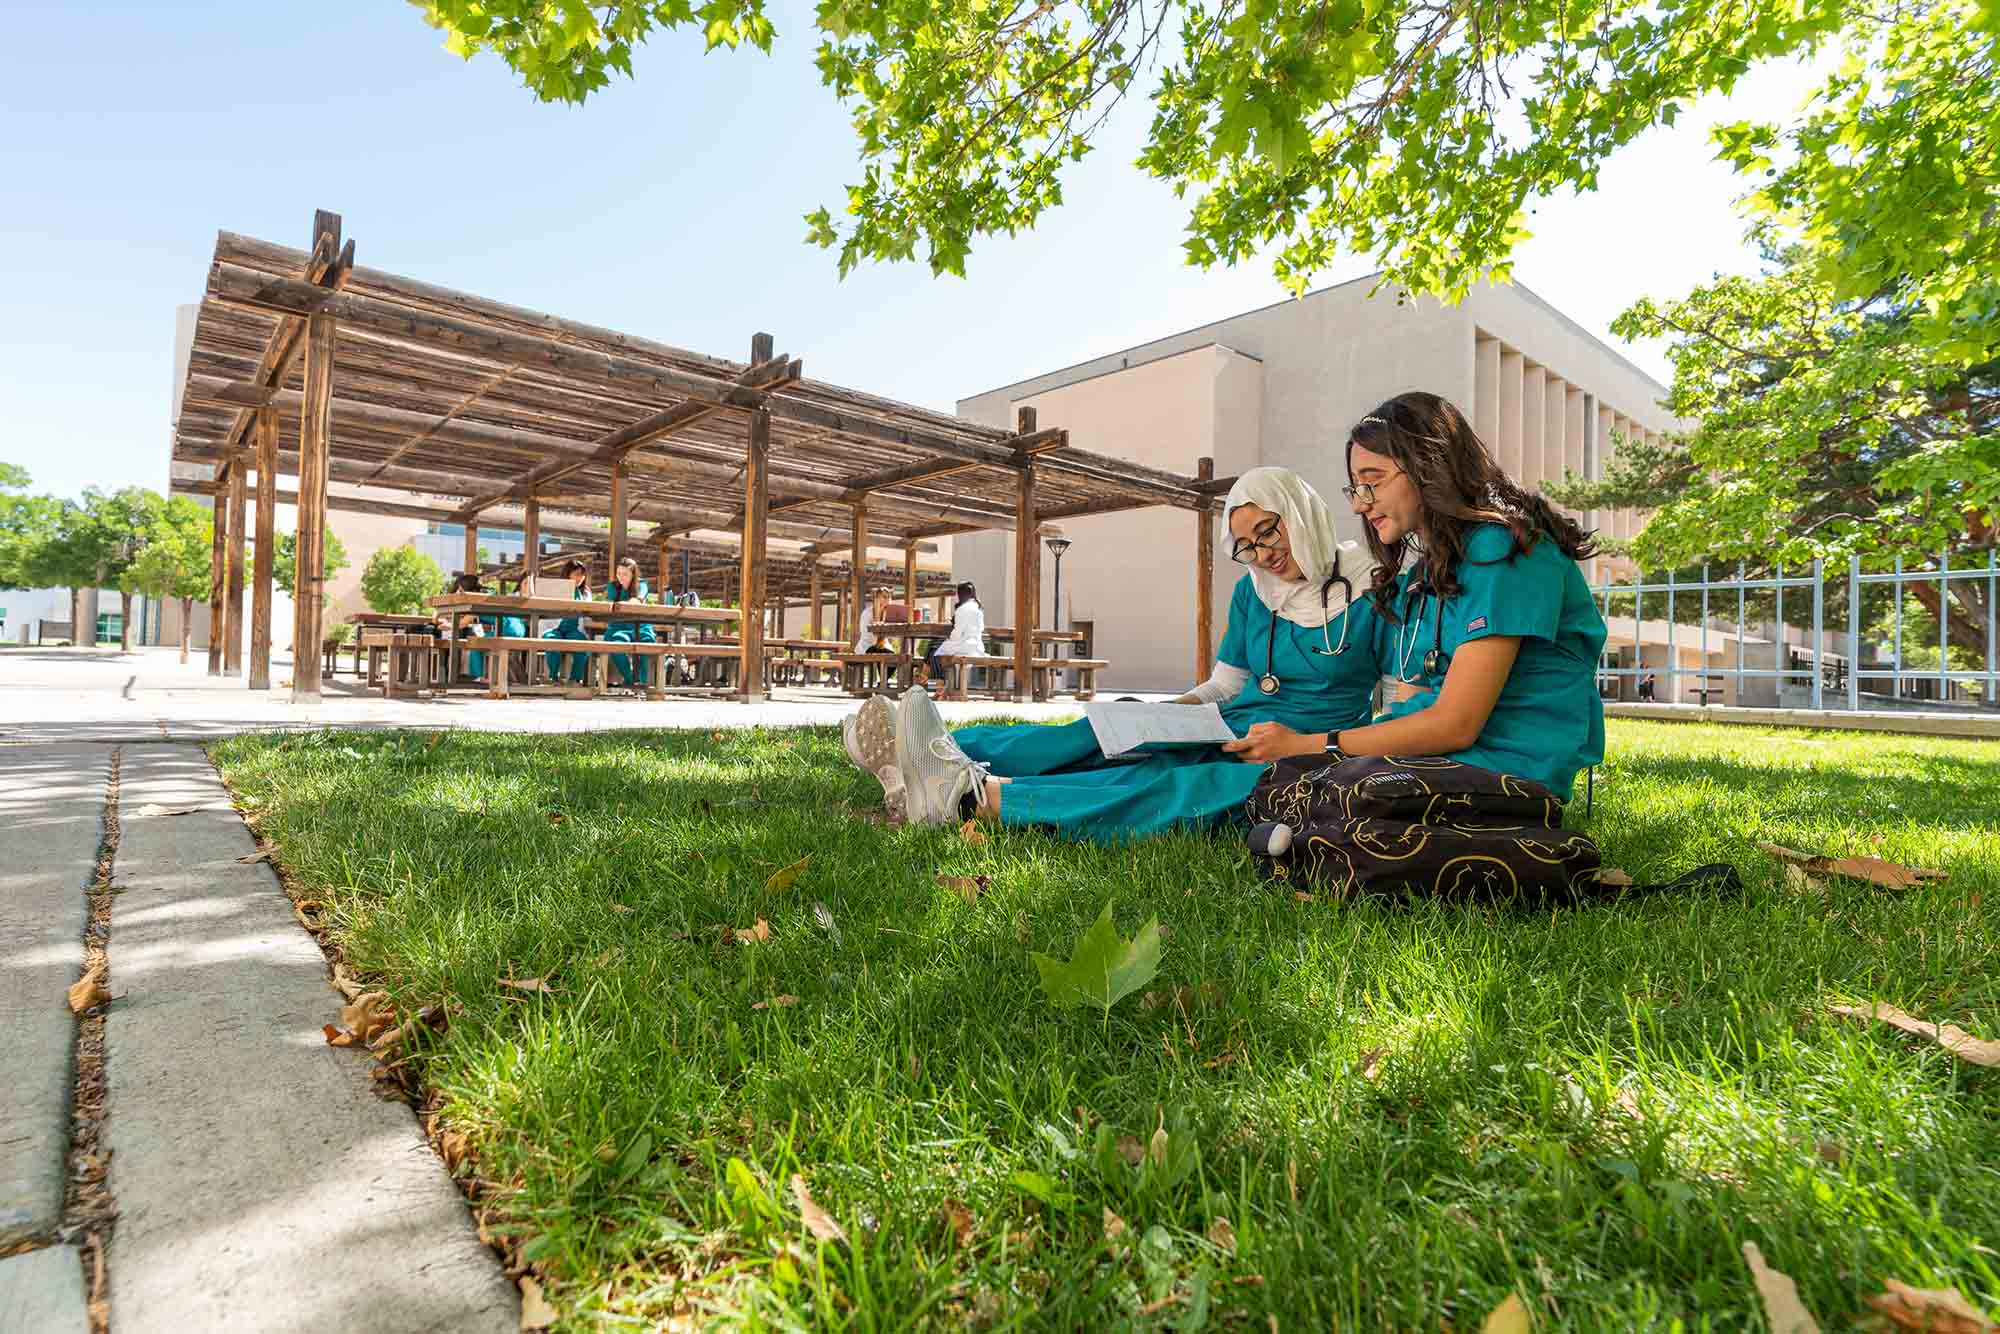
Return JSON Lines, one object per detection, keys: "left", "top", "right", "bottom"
{"left": 954, "top": 276, "right": 1678, "bottom": 693}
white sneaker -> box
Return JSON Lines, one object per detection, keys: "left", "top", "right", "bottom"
{"left": 895, "top": 689, "right": 984, "bottom": 825}
{"left": 842, "top": 695, "right": 898, "bottom": 774}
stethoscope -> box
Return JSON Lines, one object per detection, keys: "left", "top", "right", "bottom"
{"left": 1393, "top": 581, "right": 1450, "bottom": 683}
{"left": 1257, "top": 580, "right": 1351, "bottom": 696}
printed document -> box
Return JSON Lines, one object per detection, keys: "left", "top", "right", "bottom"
{"left": 1084, "top": 701, "right": 1237, "bottom": 759}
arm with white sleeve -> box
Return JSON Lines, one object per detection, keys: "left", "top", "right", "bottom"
{"left": 1174, "top": 662, "right": 1250, "bottom": 706}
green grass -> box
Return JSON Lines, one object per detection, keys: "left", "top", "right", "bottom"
{"left": 207, "top": 719, "right": 2000, "bottom": 1331}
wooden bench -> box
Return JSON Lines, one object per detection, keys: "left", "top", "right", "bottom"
{"left": 836, "top": 652, "right": 910, "bottom": 696}
{"left": 471, "top": 636, "right": 724, "bottom": 698}
{"left": 362, "top": 631, "right": 446, "bottom": 699}
{"left": 1032, "top": 657, "right": 1109, "bottom": 701}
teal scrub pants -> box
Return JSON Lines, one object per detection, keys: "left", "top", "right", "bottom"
{"left": 954, "top": 718, "right": 1262, "bottom": 843}
{"left": 465, "top": 616, "right": 528, "bottom": 682}
{"left": 606, "top": 621, "right": 657, "bottom": 687}
{"left": 542, "top": 619, "right": 590, "bottom": 683}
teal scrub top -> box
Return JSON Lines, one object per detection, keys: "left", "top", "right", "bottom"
{"left": 1379, "top": 524, "right": 1607, "bottom": 800}
{"left": 1214, "top": 573, "right": 1381, "bottom": 737}
{"left": 605, "top": 578, "right": 648, "bottom": 627}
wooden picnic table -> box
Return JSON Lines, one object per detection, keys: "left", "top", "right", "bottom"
{"left": 342, "top": 612, "right": 438, "bottom": 675}
{"left": 419, "top": 593, "right": 743, "bottom": 695}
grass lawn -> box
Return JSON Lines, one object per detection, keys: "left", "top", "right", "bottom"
{"left": 208, "top": 718, "right": 2000, "bottom": 1331}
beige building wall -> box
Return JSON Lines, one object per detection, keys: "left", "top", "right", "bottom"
{"left": 957, "top": 276, "right": 1674, "bottom": 693}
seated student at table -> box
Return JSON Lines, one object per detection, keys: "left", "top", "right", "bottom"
{"left": 603, "top": 556, "right": 656, "bottom": 689}
{"left": 910, "top": 582, "right": 987, "bottom": 687}
{"left": 842, "top": 469, "right": 1383, "bottom": 841}
{"left": 1223, "top": 392, "right": 1607, "bottom": 806}
{"left": 855, "top": 589, "right": 897, "bottom": 655}
{"left": 540, "top": 559, "right": 593, "bottom": 685}
{"left": 664, "top": 589, "right": 701, "bottom": 686}
{"left": 450, "top": 572, "right": 528, "bottom": 683}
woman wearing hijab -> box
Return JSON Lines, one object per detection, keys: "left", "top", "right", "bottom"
{"left": 839, "top": 467, "right": 1384, "bottom": 841}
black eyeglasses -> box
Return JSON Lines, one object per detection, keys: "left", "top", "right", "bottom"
{"left": 1229, "top": 518, "right": 1286, "bottom": 565}
{"left": 1341, "top": 467, "right": 1403, "bottom": 505}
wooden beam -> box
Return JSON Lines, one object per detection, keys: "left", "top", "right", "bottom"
{"left": 1196, "top": 457, "right": 1215, "bottom": 683}
{"left": 249, "top": 406, "right": 277, "bottom": 690}
{"left": 293, "top": 302, "right": 335, "bottom": 704}
{"left": 608, "top": 462, "right": 628, "bottom": 570}
{"left": 224, "top": 455, "right": 247, "bottom": 677}
{"left": 213, "top": 211, "right": 351, "bottom": 465}
{"left": 185, "top": 376, "right": 602, "bottom": 464}
{"left": 738, "top": 337, "right": 773, "bottom": 703}
{"left": 1013, "top": 408, "right": 1039, "bottom": 702}
{"left": 367, "top": 364, "right": 519, "bottom": 480}
{"left": 206, "top": 462, "right": 227, "bottom": 676}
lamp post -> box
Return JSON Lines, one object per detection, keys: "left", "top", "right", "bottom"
{"left": 1044, "top": 532, "right": 1072, "bottom": 660}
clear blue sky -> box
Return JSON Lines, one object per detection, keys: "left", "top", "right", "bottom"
{"left": 0, "top": 3, "right": 1825, "bottom": 504}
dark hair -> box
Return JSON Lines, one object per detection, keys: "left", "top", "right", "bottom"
{"left": 1346, "top": 391, "right": 1597, "bottom": 618}
{"left": 955, "top": 581, "right": 978, "bottom": 606}
{"left": 562, "top": 558, "right": 588, "bottom": 577}
{"left": 452, "top": 571, "right": 486, "bottom": 593}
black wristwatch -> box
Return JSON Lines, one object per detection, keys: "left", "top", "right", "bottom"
{"left": 1323, "top": 732, "right": 1350, "bottom": 762}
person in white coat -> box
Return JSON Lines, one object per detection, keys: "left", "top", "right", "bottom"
{"left": 913, "top": 582, "right": 986, "bottom": 686}
{"left": 853, "top": 588, "right": 895, "bottom": 655}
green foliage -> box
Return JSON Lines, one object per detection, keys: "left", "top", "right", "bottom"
{"left": 1031, "top": 900, "right": 1161, "bottom": 1020}
{"left": 0, "top": 468, "right": 61, "bottom": 592}
{"left": 272, "top": 527, "right": 351, "bottom": 594}
{"left": 124, "top": 496, "right": 214, "bottom": 603}
{"left": 411, "top": 0, "right": 1993, "bottom": 381}
{"left": 360, "top": 543, "right": 445, "bottom": 615}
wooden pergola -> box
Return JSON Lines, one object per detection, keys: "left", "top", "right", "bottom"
{"left": 169, "top": 210, "right": 1232, "bottom": 704}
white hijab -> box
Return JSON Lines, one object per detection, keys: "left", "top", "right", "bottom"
{"left": 1222, "top": 467, "right": 1370, "bottom": 629}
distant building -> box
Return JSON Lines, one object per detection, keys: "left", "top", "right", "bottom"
{"left": 954, "top": 275, "right": 1678, "bottom": 693}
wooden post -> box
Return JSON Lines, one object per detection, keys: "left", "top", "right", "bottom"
{"left": 462, "top": 513, "right": 480, "bottom": 579}
{"left": 903, "top": 545, "right": 917, "bottom": 611}
{"left": 738, "top": 392, "right": 771, "bottom": 700}
{"left": 223, "top": 452, "right": 248, "bottom": 676}
{"left": 849, "top": 500, "right": 868, "bottom": 652}
{"left": 657, "top": 538, "right": 671, "bottom": 599}
{"left": 249, "top": 406, "right": 277, "bottom": 690}
{"left": 206, "top": 465, "right": 228, "bottom": 675}
{"left": 1196, "top": 456, "right": 1215, "bottom": 681}
{"left": 293, "top": 310, "right": 334, "bottom": 704}
{"left": 1012, "top": 408, "right": 1040, "bottom": 701}
{"left": 808, "top": 562, "right": 822, "bottom": 640}
{"left": 521, "top": 500, "right": 541, "bottom": 587}
{"left": 609, "top": 461, "right": 629, "bottom": 573}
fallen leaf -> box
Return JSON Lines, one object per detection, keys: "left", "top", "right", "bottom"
{"left": 1357, "top": 1047, "right": 1386, "bottom": 1081}
{"left": 942, "top": 1198, "right": 975, "bottom": 1248}
{"left": 1783, "top": 862, "right": 1823, "bottom": 893}
{"left": 1483, "top": 1293, "right": 1533, "bottom": 1334}
{"left": 1757, "top": 842, "right": 1945, "bottom": 890}
{"left": 1596, "top": 867, "right": 1634, "bottom": 887}
{"left": 959, "top": 819, "right": 987, "bottom": 846}
{"left": 1814, "top": 1138, "right": 1844, "bottom": 1165}
{"left": 610, "top": 902, "right": 633, "bottom": 915}
{"left": 1830, "top": 1000, "right": 2000, "bottom": 1067}
{"left": 591, "top": 948, "right": 618, "bottom": 970}
{"left": 1294, "top": 890, "right": 1314, "bottom": 901}
{"left": 330, "top": 963, "right": 363, "bottom": 1001}
{"left": 237, "top": 848, "right": 275, "bottom": 864}
{"left": 1208, "top": 1215, "right": 1237, "bottom": 1253}
{"left": 134, "top": 804, "right": 199, "bottom": 818}
{"left": 437, "top": 1129, "right": 471, "bottom": 1175}
{"left": 1741, "top": 1242, "right": 1821, "bottom": 1334}
{"left": 765, "top": 856, "right": 809, "bottom": 892}
{"left": 1612, "top": 1089, "right": 1644, "bottom": 1121}
{"left": 546, "top": 811, "right": 566, "bottom": 825}
{"left": 1864, "top": 1279, "right": 1995, "bottom": 1333}
{"left": 791, "top": 1173, "right": 846, "bottom": 1243}
{"left": 1103, "top": 1207, "right": 1127, "bottom": 1243}
{"left": 1030, "top": 901, "right": 1162, "bottom": 1019}
{"left": 67, "top": 963, "right": 110, "bottom": 1014}
{"left": 1148, "top": 1125, "right": 1169, "bottom": 1168}
{"left": 519, "top": 1275, "right": 558, "bottom": 1331}
{"left": 753, "top": 995, "right": 799, "bottom": 1010}
{"left": 937, "top": 875, "right": 989, "bottom": 903}
{"left": 732, "top": 919, "right": 771, "bottom": 945}
{"left": 324, "top": 992, "right": 394, "bottom": 1047}
{"left": 498, "top": 975, "right": 555, "bottom": 994}
{"left": 1116, "top": 1135, "right": 1144, "bottom": 1166}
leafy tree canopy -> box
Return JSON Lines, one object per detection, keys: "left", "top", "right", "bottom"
{"left": 124, "top": 496, "right": 215, "bottom": 604}
{"left": 415, "top": 0, "right": 1996, "bottom": 366}
{"left": 360, "top": 543, "right": 445, "bottom": 615}
{"left": 272, "top": 528, "right": 351, "bottom": 594}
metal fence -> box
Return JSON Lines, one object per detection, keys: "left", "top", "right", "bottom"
{"left": 1588, "top": 549, "right": 2000, "bottom": 713}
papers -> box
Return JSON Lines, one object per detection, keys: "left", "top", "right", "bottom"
{"left": 1084, "top": 701, "right": 1237, "bottom": 759}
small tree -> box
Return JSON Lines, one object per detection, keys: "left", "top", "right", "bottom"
{"left": 271, "top": 527, "right": 352, "bottom": 598}
{"left": 125, "top": 497, "right": 213, "bottom": 664}
{"left": 0, "top": 467, "right": 61, "bottom": 623}
{"left": 360, "top": 543, "right": 444, "bottom": 615}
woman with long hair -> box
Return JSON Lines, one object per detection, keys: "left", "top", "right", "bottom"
{"left": 842, "top": 468, "right": 1384, "bottom": 841}
{"left": 1224, "top": 392, "right": 1607, "bottom": 804}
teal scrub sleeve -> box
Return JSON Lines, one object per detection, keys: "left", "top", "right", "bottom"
{"left": 1214, "top": 575, "right": 1256, "bottom": 671}
{"left": 1451, "top": 526, "right": 1563, "bottom": 644}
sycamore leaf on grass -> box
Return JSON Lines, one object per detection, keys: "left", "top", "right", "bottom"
{"left": 790, "top": 1173, "right": 846, "bottom": 1242}
{"left": 1758, "top": 841, "right": 1945, "bottom": 890}
{"left": 942, "top": 1198, "right": 975, "bottom": 1248}
{"left": 732, "top": 919, "right": 771, "bottom": 944}
{"left": 237, "top": 848, "right": 275, "bottom": 864}
{"left": 1865, "top": 1280, "right": 1997, "bottom": 1332}
{"left": 938, "top": 874, "right": 990, "bottom": 903}
{"left": 1741, "top": 1243, "right": 1821, "bottom": 1334}
{"left": 1483, "top": 1293, "right": 1532, "bottom": 1333}
{"left": 765, "top": 856, "right": 809, "bottom": 892}
{"left": 1830, "top": 1000, "right": 2000, "bottom": 1067}
{"left": 498, "top": 975, "right": 556, "bottom": 994}
{"left": 1031, "top": 902, "right": 1161, "bottom": 1019}
{"left": 1596, "top": 867, "right": 1634, "bottom": 887}
{"left": 518, "top": 1276, "right": 557, "bottom": 1331}
{"left": 959, "top": 818, "right": 987, "bottom": 845}
{"left": 752, "top": 995, "right": 798, "bottom": 1010}
{"left": 323, "top": 992, "right": 394, "bottom": 1047}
